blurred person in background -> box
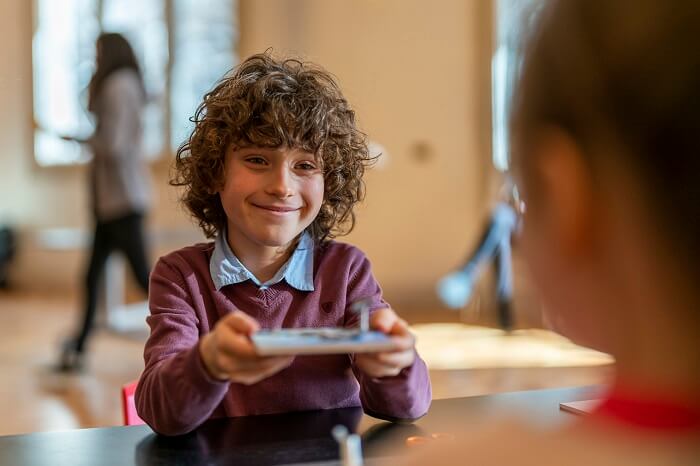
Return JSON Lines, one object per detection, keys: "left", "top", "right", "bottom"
{"left": 407, "top": 0, "right": 700, "bottom": 463}
{"left": 58, "top": 32, "right": 152, "bottom": 372}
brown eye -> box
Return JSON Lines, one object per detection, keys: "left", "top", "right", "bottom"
{"left": 245, "top": 156, "right": 267, "bottom": 165}
{"left": 296, "top": 161, "right": 317, "bottom": 170}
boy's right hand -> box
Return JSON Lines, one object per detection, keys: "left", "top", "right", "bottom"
{"left": 199, "top": 311, "right": 294, "bottom": 385}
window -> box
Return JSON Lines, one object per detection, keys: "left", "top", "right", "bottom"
{"left": 491, "top": 0, "right": 542, "bottom": 171}
{"left": 32, "top": 0, "right": 237, "bottom": 166}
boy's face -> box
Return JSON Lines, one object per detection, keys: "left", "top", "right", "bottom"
{"left": 219, "top": 145, "right": 324, "bottom": 253}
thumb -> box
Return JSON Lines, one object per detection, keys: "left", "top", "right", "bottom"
{"left": 223, "top": 310, "right": 261, "bottom": 336}
{"left": 370, "top": 308, "right": 399, "bottom": 334}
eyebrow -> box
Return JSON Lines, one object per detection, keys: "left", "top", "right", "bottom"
{"left": 237, "top": 146, "right": 318, "bottom": 159}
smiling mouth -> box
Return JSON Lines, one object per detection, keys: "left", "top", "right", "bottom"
{"left": 252, "top": 204, "right": 300, "bottom": 213}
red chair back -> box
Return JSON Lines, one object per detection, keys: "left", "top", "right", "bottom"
{"left": 121, "top": 380, "right": 146, "bottom": 426}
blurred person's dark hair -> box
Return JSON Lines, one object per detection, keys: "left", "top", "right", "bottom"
{"left": 171, "top": 51, "right": 374, "bottom": 241}
{"left": 0, "top": 225, "right": 16, "bottom": 289}
{"left": 511, "top": 0, "right": 700, "bottom": 286}
{"left": 88, "top": 32, "right": 145, "bottom": 111}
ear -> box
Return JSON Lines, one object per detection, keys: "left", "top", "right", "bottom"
{"left": 212, "top": 177, "right": 226, "bottom": 195}
{"left": 210, "top": 177, "right": 225, "bottom": 195}
{"left": 534, "top": 129, "right": 596, "bottom": 259}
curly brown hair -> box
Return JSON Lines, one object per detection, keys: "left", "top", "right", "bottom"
{"left": 170, "top": 52, "right": 375, "bottom": 242}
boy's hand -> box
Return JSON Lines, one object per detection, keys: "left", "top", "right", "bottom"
{"left": 199, "top": 311, "right": 294, "bottom": 385}
{"left": 354, "top": 308, "right": 416, "bottom": 378}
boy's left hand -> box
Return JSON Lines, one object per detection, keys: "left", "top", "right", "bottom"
{"left": 354, "top": 308, "right": 416, "bottom": 378}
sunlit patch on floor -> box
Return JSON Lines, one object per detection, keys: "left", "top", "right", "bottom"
{"left": 412, "top": 324, "right": 614, "bottom": 370}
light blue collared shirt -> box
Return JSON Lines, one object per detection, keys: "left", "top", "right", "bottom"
{"left": 209, "top": 231, "right": 315, "bottom": 291}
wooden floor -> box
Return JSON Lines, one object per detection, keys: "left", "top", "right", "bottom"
{"left": 0, "top": 291, "right": 612, "bottom": 437}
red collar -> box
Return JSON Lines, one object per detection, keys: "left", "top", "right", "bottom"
{"left": 593, "top": 386, "right": 700, "bottom": 432}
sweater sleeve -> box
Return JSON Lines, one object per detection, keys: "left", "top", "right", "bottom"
{"left": 345, "top": 250, "right": 432, "bottom": 422}
{"left": 135, "top": 256, "right": 230, "bottom": 435}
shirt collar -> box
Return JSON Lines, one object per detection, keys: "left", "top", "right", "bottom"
{"left": 210, "top": 230, "right": 315, "bottom": 291}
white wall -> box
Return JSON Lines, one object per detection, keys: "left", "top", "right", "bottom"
{"left": 0, "top": 0, "right": 496, "bottom": 310}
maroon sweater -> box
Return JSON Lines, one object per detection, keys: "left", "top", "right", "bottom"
{"left": 135, "top": 240, "right": 432, "bottom": 435}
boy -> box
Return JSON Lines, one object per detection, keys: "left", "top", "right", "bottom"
{"left": 135, "top": 53, "right": 431, "bottom": 436}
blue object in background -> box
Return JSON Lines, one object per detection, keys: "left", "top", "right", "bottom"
{"left": 437, "top": 202, "right": 517, "bottom": 329}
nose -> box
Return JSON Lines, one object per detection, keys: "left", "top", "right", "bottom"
{"left": 265, "top": 165, "right": 295, "bottom": 199}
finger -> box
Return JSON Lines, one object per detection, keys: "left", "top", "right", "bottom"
{"left": 216, "top": 353, "right": 291, "bottom": 375}
{"left": 387, "top": 332, "right": 415, "bottom": 352}
{"left": 230, "top": 356, "right": 295, "bottom": 385}
{"left": 222, "top": 311, "right": 261, "bottom": 336}
{"left": 222, "top": 347, "right": 293, "bottom": 373}
{"left": 374, "top": 349, "right": 415, "bottom": 368}
{"left": 387, "top": 317, "right": 411, "bottom": 337}
{"left": 354, "top": 355, "right": 385, "bottom": 375}
{"left": 216, "top": 324, "right": 259, "bottom": 359}
{"left": 369, "top": 308, "right": 399, "bottom": 333}
{"left": 256, "top": 355, "right": 295, "bottom": 372}
{"left": 359, "top": 350, "right": 413, "bottom": 371}
{"left": 355, "top": 355, "right": 402, "bottom": 378}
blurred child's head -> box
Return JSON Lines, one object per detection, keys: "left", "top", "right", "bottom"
{"left": 172, "top": 52, "right": 373, "bottom": 244}
{"left": 89, "top": 33, "right": 143, "bottom": 110}
{"left": 511, "top": 0, "right": 700, "bottom": 350}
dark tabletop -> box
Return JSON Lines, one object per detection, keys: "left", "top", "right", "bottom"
{"left": 0, "top": 385, "right": 601, "bottom": 466}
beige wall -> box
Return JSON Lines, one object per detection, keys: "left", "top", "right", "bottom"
{"left": 0, "top": 0, "right": 495, "bottom": 310}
